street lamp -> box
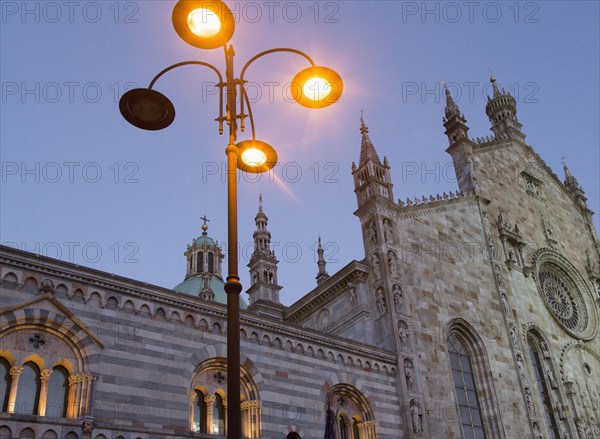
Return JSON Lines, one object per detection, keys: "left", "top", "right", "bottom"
{"left": 119, "top": 1, "right": 343, "bottom": 437}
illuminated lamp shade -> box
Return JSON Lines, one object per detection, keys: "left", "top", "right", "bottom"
{"left": 291, "top": 66, "right": 343, "bottom": 109}
{"left": 119, "top": 88, "right": 175, "bottom": 131}
{"left": 236, "top": 140, "right": 278, "bottom": 174}
{"left": 172, "top": 0, "right": 235, "bottom": 49}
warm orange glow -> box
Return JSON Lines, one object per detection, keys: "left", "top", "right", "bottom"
{"left": 241, "top": 148, "right": 267, "bottom": 167}
{"left": 302, "top": 77, "right": 332, "bottom": 102}
{"left": 172, "top": 0, "right": 235, "bottom": 49}
{"left": 187, "top": 8, "right": 221, "bottom": 38}
{"left": 236, "top": 140, "right": 277, "bottom": 174}
{"left": 292, "top": 66, "right": 343, "bottom": 109}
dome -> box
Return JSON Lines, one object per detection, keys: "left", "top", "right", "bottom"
{"left": 173, "top": 275, "right": 247, "bottom": 308}
{"left": 193, "top": 234, "right": 216, "bottom": 247}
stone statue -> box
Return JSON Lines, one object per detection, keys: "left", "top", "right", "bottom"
{"left": 540, "top": 340, "right": 550, "bottom": 358}
{"left": 383, "top": 219, "right": 394, "bottom": 244}
{"left": 509, "top": 325, "right": 518, "bottom": 348}
{"left": 546, "top": 369, "right": 558, "bottom": 389}
{"left": 410, "top": 400, "right": 423, "bottom": 434}
{"left": 388, "top": 251, "right": 398, "bottom": 277}
{"left": 516, "top": 354, "right": 526, "bottom": 380}
{"left": 347, "top": 282, "right": 357, "bottom": 305}
{"left": 368, "top": 221, "right": 378, "bottom": 246}
{"left": 488, "top": 238, "right": 498, "bottom": 260}
{"left": 399, "top": 323, "right": 409, "bottom": 350}
{"left": 502, "top": 294, "right": 510, "bottom": 315}
{"left": 405, "top": 363, "right": 416, "bottom": 392}
{"left": 376, "top": 289, "right": 387, "bottom": 314}
{"left": 372, "top": 254, "right": 381, "bottom": 279}
{"left": 556, "top": 401, "right": 566, "bottom": 420}
{"left": 393, "top": 284, "right": 403, "bottom": 313}
{"left": 39, "top": 278, "right": 55, "bottom": 295}
{"left": 525, "top": 388, "right": 536, "bottom": 416}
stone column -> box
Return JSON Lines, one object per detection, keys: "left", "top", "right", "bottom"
{"left": 205, "top": 395, "right": 216, "bottom": 434}
{"left": 68, "top": 374, "right": 85, "bottom": 418}
{"left": 6, "top": 366, "right": 24, "bottom": 413}
{"left": 223, "top": 398, "right": 228, "bottom": 436}
{"left": 240, "top": 400, "right": 260, "bottom": 438}
{"left": 38, "top": 369, "right": 54, "bottom": 416}
{"left": 241, "top": 401, "right": 250, "bottom": 437}
{"left": 189, "top": 391, "right": 197, "bottom": 431}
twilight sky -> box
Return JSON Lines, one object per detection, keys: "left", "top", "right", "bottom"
{"left": 1, "top": 1, "right": 599, "bottom": 306}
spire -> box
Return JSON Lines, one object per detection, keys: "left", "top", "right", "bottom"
{"left": 561, "top": 158, "right": 587, "bottom": 209}
{"left": 359, "top": 111, "right": 382, "bottom": 166}
{"left": 444, "top": 82, "right": 461, "bottom": 119}
{"left": 246, "top": 195, "right": 283, "bottom": 314}
{"left": 253, "top": 194, "right": 271, "bottom": 257}
{"left": 490, "top": 75, "right": 501, "bottom": 98}
{"left": 316, "top": 236, "right": 330, "bottom": 285}
{"left": 562, "top": 158, "right": 575, "bottom": 182}
{"left": 485, "top": 74, "right": 524, "bottom": 140}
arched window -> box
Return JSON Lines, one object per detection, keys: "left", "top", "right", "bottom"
{"left": 527, "top": 336, "right": 560, "bottom": 439}
{"left": 14, "top": 362, "right": 41, "bottom": 415}
{"left": 198, "top": 252, "right": 204, "bottom": 273}
{"left": 0, "top": 358, "right": 11, "bottom": 412}
{"left": 338, "top": 414, "right": 348, "bottom": 439}
{"left": 326, "top": 384, "right": 376, "bottom": 438}
{"left": 208, "top": 253, "right": 214, "bottom": 274}
{"left": 46, "top": 366, "right": 69, "bottom": 418}
{"left": 352, "top": 419, "right": 360, "bottom": 438}
{"left": 214, "top": 393, "right": 225, "bottom": 435}
{"left": 192, "top": 390, "right": 207, "bottom": 433}
{"left": 447, "top": 334, "right": 486, "bottom": 439}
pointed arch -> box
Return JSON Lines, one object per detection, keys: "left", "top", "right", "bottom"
{"left": 444, "top": 318, "right": 504, "bottom": 438}
{"left": 526, "top": 328, "right": 561, "bottom": 438}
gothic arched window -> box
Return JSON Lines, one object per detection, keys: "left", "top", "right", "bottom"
{"left": 14, "top": 362, "right": 41, "bottom": 415}
{"left": 447, "top": 334, "right": 486, "bottom": 439}
{"left": 527, "top": 336, "right": 560, "bottom": 439}
{"left": 46, "top": 366, "right": 69, "bottom": 418}
{"left": 0, "top": 358, "right": 11, "bottom": 412}
{"left": 192, "top": 390, "right": 207, "bottom": 433}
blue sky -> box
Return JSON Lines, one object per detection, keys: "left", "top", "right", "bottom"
{"left": 1, "top": 1, "right": 599, "bottom": 306}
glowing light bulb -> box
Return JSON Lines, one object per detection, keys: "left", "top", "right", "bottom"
{"left": 302, "top": 77, "right": 332, "bottom": 102}
{"left": 241, "top": 148, "right": 267, "bottom": 167}
{"left": 187, "top": 8, "right": 221, "bottom": 38}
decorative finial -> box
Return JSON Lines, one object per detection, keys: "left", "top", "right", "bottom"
{"left": 360, "top": 110, "right": 368, "bottom": 135}
{"left": 259, "top": 193, "right": 263, "bottom": 212}
{"left": 489, "top": 67, "right": 496, "bottom": 84}
{"left": 200, "top": 215, "right": 210, "bottom": 235}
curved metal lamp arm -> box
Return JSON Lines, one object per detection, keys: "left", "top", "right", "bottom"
{"left": 239, "top": 48, "right": 315, "bottom": 82}
{"left": 148, "top": 61, "right": 225, "bottom": 134}
{"left": 148, "top": 61, "right": 223, "bottom": 89}
{"left": 240, "top": 84, "right": 256, "bottom": 140}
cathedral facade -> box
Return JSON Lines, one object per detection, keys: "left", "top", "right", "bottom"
{"left": 1, "top": 77, "right": 599, "bottom": 439}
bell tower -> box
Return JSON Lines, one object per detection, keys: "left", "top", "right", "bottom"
{"left": 351, "top": 113, "right": 394, "bottom": 208}
{"left": 246, "top": 195, "right": 284, "bottom": 318}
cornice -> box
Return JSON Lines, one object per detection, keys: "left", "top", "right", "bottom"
{"left": 0, "top": 246, "right": 395, "bottom": 364}
{"left": 284, "top": 260, "right": 370, "bottom": 324}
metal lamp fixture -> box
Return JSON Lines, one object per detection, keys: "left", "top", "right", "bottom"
{"left": 118, "top": 1, "right": 342, "bottom": 437}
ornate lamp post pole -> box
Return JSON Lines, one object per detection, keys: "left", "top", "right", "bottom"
{"left": 119, "top": 1, "right": 342, "bottom": 437}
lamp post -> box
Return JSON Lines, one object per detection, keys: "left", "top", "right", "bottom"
{"left": 119, "top": 1, "right": 342, "bottom": 437}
